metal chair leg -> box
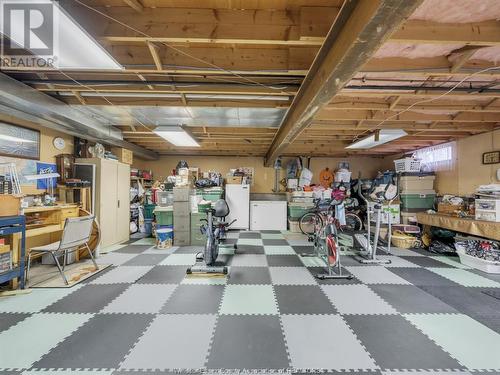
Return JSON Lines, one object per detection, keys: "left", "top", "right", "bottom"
{"left": 86, "top": 244, "right": 99, "bottom": 270}
{"left": 62, "top": 250, "right": 67, "bottom": 271}
{"left": 26, "top": 251, "right": 32, "bottom": 283}
{"left": 51, "top": 251, "right": 69, "bottom": 285}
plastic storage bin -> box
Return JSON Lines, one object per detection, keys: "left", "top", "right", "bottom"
{"left": 400, "top": 190, "right": 436, "bottom": 210}
{"left": 154, "top": 207, "right": 173, "bottom": 225}
{"left": 287, "top": 203, "right": 314, "bottom": 219}
{"left": 144, "top": 218, "right": 153, "bottom": 235}
{"left": 475, "top": 199, "right": 500, "bottom": 222}
{"left": 394, "top": 158, "right": 421, "bottom": 173}
{"left": 156, "top": 191, "right": 173, "bottom": 207}
{"left": 400, "top": 175, "right": 435, "bottom": 192}
{"left": 202, "top": 189, "right": 223, "bottom": 202}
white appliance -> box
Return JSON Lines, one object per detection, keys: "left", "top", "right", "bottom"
{"left": 225, "top": 184, "right": 250, "bottom": 230}
{"left": 250, "top": 201, "right": 287, "bottom": 231}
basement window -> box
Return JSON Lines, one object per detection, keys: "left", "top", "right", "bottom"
{"left": 412, "top": 142, "right": 455, "bottom": 172}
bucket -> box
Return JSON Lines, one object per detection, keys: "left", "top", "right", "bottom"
{"left": 144, "top": 218, "right": 153, "bottom": 235}
{"left": 156, "top": 227, "right": 173, "bottom": 249}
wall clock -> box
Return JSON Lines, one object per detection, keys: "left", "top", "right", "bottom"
{"left": 482, "top": 151, "right": 500, "bottom": 165}
{"left": 53, "top": 137, "right": 66, "bottom": 150}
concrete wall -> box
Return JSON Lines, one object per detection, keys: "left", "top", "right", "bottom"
{"left": 134, "top": 155, "right": 387, "bottom": 193}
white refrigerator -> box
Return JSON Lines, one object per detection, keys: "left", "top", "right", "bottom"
{"left": 225, "top": 184, "right": 250, "bottom": 230}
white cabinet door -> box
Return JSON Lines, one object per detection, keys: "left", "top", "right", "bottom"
{"left": 226, "top": 185, "right": 250, "bottom": 230}
{"left": 250, "top": 201, "right": 287, "bottom": 231}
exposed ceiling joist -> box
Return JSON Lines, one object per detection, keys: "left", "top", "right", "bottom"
{"left": 146, "top": 41, "right": 163, "bottom": 71}
{"left": 123, "top": 0, "right": 144, "bottom": 13}
{"left": 264, "top": 0, "right": 423, "bottom": 166}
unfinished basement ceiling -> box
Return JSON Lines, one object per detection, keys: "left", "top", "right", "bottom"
{"left": 2, "top": 0, "right": 499, "bottom": 159}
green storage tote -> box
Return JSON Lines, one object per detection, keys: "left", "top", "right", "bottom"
{"left": 400, "top": 190, "right": 436, "bottom": 210}
{"left": 154, "top": 207, "right": 173, "bottom": 225}
{"left": 190, "top": 213, "right": 206, "bottom": 245}
{"left": 202, "top": 188, "right": 223, "bottom": 202}
{"left": 287, "top": 202, "right": 314, "bottom": 219}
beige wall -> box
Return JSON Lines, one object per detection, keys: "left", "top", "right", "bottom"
{"left": 0, "top": 122, "right": 74, "bottom": 194}
{"left": 382, "top": 130, "right": 500, "bottom": 196}
{"left": 134, "top": 155, "right": 386, "bottom": 193}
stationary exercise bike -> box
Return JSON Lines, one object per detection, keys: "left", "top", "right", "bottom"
{"left": 354, "top": 173, "right": 399, "bottom": 265}
{"left": 187, "top": 199, "right": 236, "bottom": 275}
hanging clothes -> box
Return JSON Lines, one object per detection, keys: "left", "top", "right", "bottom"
{"left": 319, "top": 168, "right": 334, "bottom": 188}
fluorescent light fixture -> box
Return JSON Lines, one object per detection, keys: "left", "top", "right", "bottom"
{"left": 346, "top": 129, "right": 407, "bottom": 149}
{"left": 2, "top": 0, "right": 122, "bottom": 70}
{"left": 154, "top": 126, "right": 200, "bottom": 147}
{"left": 0, "top": 134, "right": 36, "bottom": 143}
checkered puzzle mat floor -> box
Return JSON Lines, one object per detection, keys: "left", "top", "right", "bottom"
{"left": 1, "top": 230, "right": 500, "bottom": 374}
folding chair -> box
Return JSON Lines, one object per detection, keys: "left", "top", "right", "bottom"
{"left": 26, "top": 215, "right": 98, "bottom": 285}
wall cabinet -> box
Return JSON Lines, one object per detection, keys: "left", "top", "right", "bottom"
{"left": 76, "top": 158, "right": 130, "bottom": 248}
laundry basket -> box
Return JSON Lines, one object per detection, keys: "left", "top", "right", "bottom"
{"left": 394, "top": 158, "right": 421, "bottom": 173}
{"left": 391, "top": 230, "right": 421, "bottom": 249}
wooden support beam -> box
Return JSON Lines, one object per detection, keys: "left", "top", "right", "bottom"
{"left": 265, "top": 0, "right": 423, "bottom": 166}
{"left": 137, "top": 74, "right": 154, "bottom": 90}
{"left": 72, "top": 91, "right": 87, "bottom": 105}
{"left": 449, "top": 46, "right": 484, "bottom": 73}
{"left": 123, "top": 0, "right": 144, "bottom": 13}
{"left": 146, "top": 41, "right": 163, "bottom": 71}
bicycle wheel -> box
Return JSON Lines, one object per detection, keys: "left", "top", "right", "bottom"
{"left": 344, "top": 212, "right": 363, "bottom": 231}
{"left": 299, "top": 212, "right": 323, "bottom": 235}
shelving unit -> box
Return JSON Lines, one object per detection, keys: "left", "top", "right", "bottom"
{"left": 0, "top": 215, "right": 26, "bottom": 289}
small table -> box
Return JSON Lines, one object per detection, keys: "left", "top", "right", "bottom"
{"left": 416, "top": 212, "right": 500, "bottom": 241}
{"left": 0, "top": 215, "right": 26, "bottom": 289}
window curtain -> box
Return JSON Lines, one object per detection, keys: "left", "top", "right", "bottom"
{"left": 413, "top": 142, "right": 456, "bottom": 172}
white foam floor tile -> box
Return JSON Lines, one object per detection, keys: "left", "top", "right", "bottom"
{"left": 321, "top": 284, "right": 398, "bottom": 315}
{"left": 101, "top": 284, "right": 177, "bottom": 313}
{"left": 21, "top": 371, "right": 114, "bottom": 375}
{"left": 120, "top": 314, "right": 217, "bottom": 370}
{"left": 90, "top": 266, "right": 152, "bottom": 284}
{"left": 96, "top": 252, "right": 137, "bottom": 266}
{"left": 0, "top": 312, "right": 92, "bottom": 369}
{"left": 261, "top": 233, "right": 285, "bottom": 239}
{"left": 0, "top": 287, "right": 81, "bottom": 313}
{"left": 219, "top": 285, "right": 278, "bottom": 315}
{"left": 433, "top": 256, "right": 472, "bottom": 269}
{"left": 264, "top": 246, "right": 296, "bottom": 255}
{"left": 229, "top": 254, "right": 268, "bottom": 267}
{"left": 299, "top": 255, "right": 325, "bottom": 267}
{"left": 269, "top": 267, "right": 318, "bottom": 285}
{"left": 427, "top": 268, "right": 500, "bottom": 288}
{"left": 159, "top": 253, "right": 197, "bottom": 266}
{"left": 281, "top": 314, "right": 378, "bottom": 370}
{"left": 346, "top": 266, "right": 412, "bottom": 284}
{"left": 99, "top": 243, "right": 127, "bottom": 254}
{"left": 287, "top": 239, "right": 311, "bottom": 246}
{"left": 378, "top": 255, "right": 422, "bottom": 268}
{"left": 405, "top": 313, "right": 500, "bottom": 370}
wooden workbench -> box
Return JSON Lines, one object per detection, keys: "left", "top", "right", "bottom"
{"left": 416, "top": 212, "right": 500, "bottom": 241}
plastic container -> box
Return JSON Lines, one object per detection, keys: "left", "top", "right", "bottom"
{"left": 143, "top": 204, "right": 156, "bottom": 219}
{"left": 400, "top": 190, "right": 436, "bottom": 209}
{"left": 202, "top": 189, "right": 223, "bottom": 202}
{"left": 154, "top": 206, "right": 173, "bottom": 225}
{"left": 198, "top": 201, "right": 212, "bottom": 213}
{"left": 144, "top": 218, "right": 153, "bottom": 235}
{"left": 456, "top": 248, "right": 500, "bottom": 274}
{"left": 288, "top": 218, "right": 301, "bottom": 233}
{"left": 400, "top": 210, "right": 419, "bottom": 225}
{"left": 156, "top": 227, "right": 174, "bottom": 249}
{"left": 287, "top": 203, "right": 314, "bottom": 219}
{"left": 400, "top": 175, "right": 435, "bottom": 192}
{"left": 156, "top": 190, "right": 173, "bottom": 207}
{"left": 394, "top": 158, "right": 421, "bottom": 173}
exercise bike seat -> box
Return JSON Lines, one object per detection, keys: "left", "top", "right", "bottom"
{"left": 213, "top": 199, "right": 230, "bottom": 218}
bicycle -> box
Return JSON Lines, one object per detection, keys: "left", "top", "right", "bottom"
{"left": 301, "top": 199, "right": 353, "bottom": 280}
{"left": 298, "top": 193, "right": 363, "bottom": 235}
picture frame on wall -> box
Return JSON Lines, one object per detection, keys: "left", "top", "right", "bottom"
{"left": 0, "top": 123, "right": 40, "bottom": 160}
{"left": 482, "top": 151, "right": 500, "bottom": 165}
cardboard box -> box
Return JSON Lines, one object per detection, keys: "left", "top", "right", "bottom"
{"left": 0, "top": 244, "right": 10, "bottom": 254}
{"left": 226, "top": 176, "right": 242, "bottom": 184}
{"left": 438, "top": 203, "right": 463, "bottom": 215}
{"left": 113, "top": 147, "right": 133, "bottom": 165}
{"left": 0, "top": 195, "right": 21, "bottom": 216}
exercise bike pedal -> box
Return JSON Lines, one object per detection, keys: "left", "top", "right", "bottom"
{"left": 233, "top": 244, "right": 238, "bottom": 250}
